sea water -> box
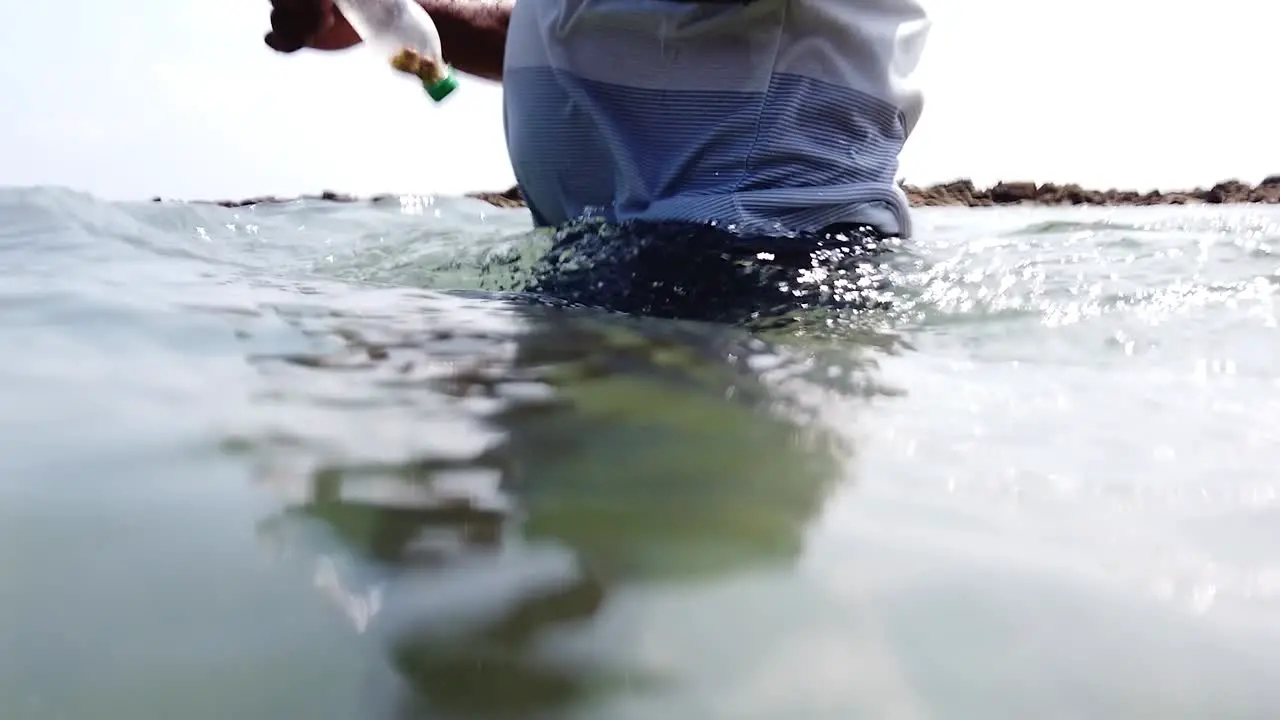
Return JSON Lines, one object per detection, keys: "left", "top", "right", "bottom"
{"left": 2, "top": 186, "right": 1280, "bottom": 719}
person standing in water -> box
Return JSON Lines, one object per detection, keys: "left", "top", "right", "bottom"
{"left": 263, "top": 0, "right": 931, "bottom": 320}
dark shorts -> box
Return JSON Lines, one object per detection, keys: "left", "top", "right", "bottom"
{"left": 522, "top": 220, "right": 897, "bottom": 325}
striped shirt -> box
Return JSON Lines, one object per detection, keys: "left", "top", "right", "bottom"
{"left": 502, "top": 0, "right": 930, "bottom": 238}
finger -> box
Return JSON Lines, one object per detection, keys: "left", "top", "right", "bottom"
{"left": 265, "top": 31, "right": 305, "bottom": 53}
{"left": 265, "top": 0, "right": 334, "bottom": 52}
{"left": 270, "top": 5, "right": 323, "bottom": 34}
{"left": 266, "top": 6, "right": 316, "bottom": 50}
{"left": 268, "top": 0, "right": 314, "bottom": 11}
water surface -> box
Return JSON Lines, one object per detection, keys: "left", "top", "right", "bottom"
{"left": 3, "top": 187, "right": 1280, "bottom": 719}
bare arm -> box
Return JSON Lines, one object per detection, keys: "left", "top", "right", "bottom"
{"left": 419, "top": 0, "right": 511, "bottom": 82}
{"left": 296, "top": 0, "right": 510, "bottom": 82}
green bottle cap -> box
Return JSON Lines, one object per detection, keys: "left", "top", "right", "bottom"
{"left": 425, "top": 68, "right": 459, "bottom": 102}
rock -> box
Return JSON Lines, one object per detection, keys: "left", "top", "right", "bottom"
{"left": 467, "top": 186, "right": 526, "bottom": 208}
{"left": 988, "top": 181, "right": 1039, "bottom": 204}
{"left": 1198, "top": 180, "right": 1251, "bottom": 204}
{"left": 899, "top": 177, "right": 1280, "bottom": 208}
{"left": 162, "top": 176, "right": 1280, "bottom": 210}
{"left": 1253, "top": 183, "right": 1280, "bottom": 203}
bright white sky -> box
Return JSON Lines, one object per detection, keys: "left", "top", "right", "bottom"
{"left": 0, "top": 1, "right": 1275, "bottom": 200}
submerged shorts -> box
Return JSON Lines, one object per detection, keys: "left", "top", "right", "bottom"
{"left": 523, "top": 220, "right": 898, "bottom": 324}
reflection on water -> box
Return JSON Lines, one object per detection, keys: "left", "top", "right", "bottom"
{"left": 243, "top": 298, "right": 862, "bottom": 718}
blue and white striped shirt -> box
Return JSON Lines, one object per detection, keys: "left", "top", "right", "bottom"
{"left": 502, "top": 0, "right": 930, "bottom": 238}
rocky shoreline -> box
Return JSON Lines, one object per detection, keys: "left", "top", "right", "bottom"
{"left": 900, "top": 177, "right": 1280, "bottom": 207}
{"left": 160, "top": 177, "right": 1280, "bottom": 210}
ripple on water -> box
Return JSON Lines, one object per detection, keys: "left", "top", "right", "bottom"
{"left": 5, "top": 191, "right": 1280, "bottom": 719}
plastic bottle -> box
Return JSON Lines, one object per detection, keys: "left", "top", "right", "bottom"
{"left": 331, "top": 0, "right": 459, "bottom": 102}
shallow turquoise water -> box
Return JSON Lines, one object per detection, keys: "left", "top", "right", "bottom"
{"left": 3, "top": 187, "right": 1280, "bottom": 719}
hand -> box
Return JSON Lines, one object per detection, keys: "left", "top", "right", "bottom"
{"left": 264, "top": 0, "right": 360, "bottom": 53}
